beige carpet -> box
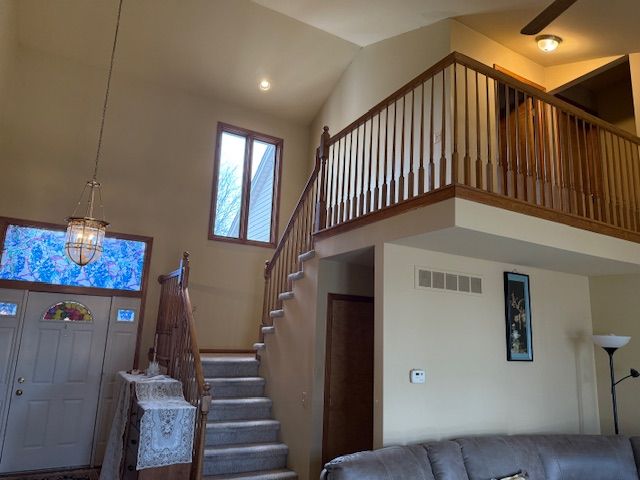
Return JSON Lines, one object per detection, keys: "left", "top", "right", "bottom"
{"left": 0, "top": 469, "right": 99, "bottom": 480}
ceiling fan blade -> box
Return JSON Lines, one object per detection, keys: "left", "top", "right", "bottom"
{"left": 520, "top": 0, "right": 578, "bottom": 35}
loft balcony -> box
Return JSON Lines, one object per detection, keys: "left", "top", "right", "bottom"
{"left": 316, "top": 52, "right": 640, "bottom": 243}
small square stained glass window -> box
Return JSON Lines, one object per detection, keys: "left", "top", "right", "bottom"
{"left": 0, "top": 302, "right": 18, "bottom": 316}
{"left": 117, "top": 309, "right": 135, "bottom": 322}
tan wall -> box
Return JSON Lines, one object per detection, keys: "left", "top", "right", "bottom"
{"left": 0, "top": 0, "right": 16, "bottom": 135}
{"left": 260, "top": 257, "right": 374, "bottom": 480}
{"left": 309, "top": 20, "right": 452, "bottom": 160}
{"left": 449, "top": 20, "right": 546, "bottom": 87}
{"left": 0, "top": 46, "right": 311, "bottom": 355}
{"left": 381, "top": 244, "right": 600, "bottom": 445}
{"left": 589, "top": 275, "right": 640, "bottom": 435}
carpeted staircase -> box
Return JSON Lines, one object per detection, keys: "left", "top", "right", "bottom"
{"left": 201, "top": 355, "right": 297, "bottom": 480}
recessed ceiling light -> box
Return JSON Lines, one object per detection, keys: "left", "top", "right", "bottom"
{"left": 259, "top": 79, "right": 271, "bottom": 91}
{"left": 536, "top": 34, "right": 562, "bottom": 53}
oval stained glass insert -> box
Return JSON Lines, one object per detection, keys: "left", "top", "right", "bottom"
{"left": 43, "top": 301, "right": 93, "bottom": 322}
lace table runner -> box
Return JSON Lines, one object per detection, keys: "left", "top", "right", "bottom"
{"left": 99, "top": 373, "right": 196, "bottom": 479}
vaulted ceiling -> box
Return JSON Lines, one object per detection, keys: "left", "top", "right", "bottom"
{"left": 12, "top": 0, "right": 640, "bottom": 125}
{"left": 14, "top": 0, "right": 360, "bottom": 123}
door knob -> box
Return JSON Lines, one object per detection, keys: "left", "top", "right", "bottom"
{"left": 17, "top": 377, "right": 25, "bottom": 384}
{"left": 15, "top": 389, "right": 23, "bottom": 396}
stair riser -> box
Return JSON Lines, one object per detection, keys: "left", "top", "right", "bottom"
{"left": 206, "top": 426, "right": 279, "bottom": 446}
{"left": 209, "top": 405, "right": 272, "bottom": 421}
{"left": 203, "top": 362, "right": 259, "bottom": 378}
{"left": 203, "top": 453, "right": 287, "bottom": 476}
{"left": 210, "top": 383, "right": 265, "bottom": 398}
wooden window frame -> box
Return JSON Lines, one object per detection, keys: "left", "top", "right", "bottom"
{"left": 208, "top": 122, "right": 283, "bottom": 248}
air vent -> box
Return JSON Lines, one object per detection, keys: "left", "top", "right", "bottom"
{"left": 415, "top": 267, "right": 482, "bottom": 295}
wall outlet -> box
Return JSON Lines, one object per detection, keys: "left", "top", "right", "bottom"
{"left": 410, "top": 369, "right": 426, "bottom": 384}
{"left": 301, "top": 391, "right": 308, "bottom": 409}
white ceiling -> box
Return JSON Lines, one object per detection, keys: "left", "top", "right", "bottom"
{"left": 457, "top": 0, "right": 640, "bottom": 66}
{"left": 15, "top": 0, "right": 360, "bottom": 122}
{"left": 254, "top": 0, "right": 545, "bottom": 47}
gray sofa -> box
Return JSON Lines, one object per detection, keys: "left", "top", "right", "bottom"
{"left": 321, "top": 435, "right": 640, "bottom": 479}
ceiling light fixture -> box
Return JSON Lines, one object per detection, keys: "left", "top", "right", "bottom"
{"left": 65, "top": 0, "right": 124, "bottom": 267}
{"left": 536, "top": 34, "right": 562, "bottom": 53}
{"left": 259, "top": 79, "right": 271, "bottom": 91}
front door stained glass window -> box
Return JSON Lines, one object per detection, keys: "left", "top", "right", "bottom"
{"left": 43, "top": 301, "right": 93, "bottom": 322}
{"left": 0, "top": 302, "right": 18, "bottom": 316}
{"left": 0, "top": 224, "right": 147, "bottom": 291}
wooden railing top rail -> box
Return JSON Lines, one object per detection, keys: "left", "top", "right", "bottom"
{"left": 452, "top": 52, "right": 640, "bottom": 145}
{"left": 328, "top": 51, "right": 640, "bottom": 147}
{"left": 266, "top": 159, "right": 320, "bottom": 273}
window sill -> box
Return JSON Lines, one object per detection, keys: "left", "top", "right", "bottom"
{"left": 208, "top": 234, "right": 276, "bottom": 249}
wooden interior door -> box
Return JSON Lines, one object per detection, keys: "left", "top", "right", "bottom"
{"left": 322, "top": 294, "right": 374, "bottom": 465}
{"left": 0, "top": 292, "right": 111, "bottom": 473}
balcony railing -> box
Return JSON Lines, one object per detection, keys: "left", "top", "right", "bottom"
{"left": 261, "top": 51, "right": 640, "bottom": 329}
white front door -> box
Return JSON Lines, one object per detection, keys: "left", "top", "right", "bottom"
{"left": 0, "top": 292, "right": 111, "bottom": 473}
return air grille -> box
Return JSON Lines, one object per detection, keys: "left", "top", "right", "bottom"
{"left": 415, "top": 267, "right": 482, "bottom": 295}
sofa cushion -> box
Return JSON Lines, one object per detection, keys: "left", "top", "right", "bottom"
{"left": 455, "top": 436, "right": 548, "bottom": 480}
{"left": 533, "top": 435, "right": 639, "bottom": 480}
{"left": 321, "top": 444, "right": 436, "bottom": 480}
{"left": 423, "top": 441, "right": 470, "bottom": 480}
{"left": 632, "top": 437, "right": 640, "bottom": 474}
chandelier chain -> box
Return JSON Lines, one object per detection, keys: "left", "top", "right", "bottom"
{"left": 93, "top": 0, "right": 124, "bottom": 181}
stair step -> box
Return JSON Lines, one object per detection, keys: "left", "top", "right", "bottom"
{"left": 253, "top": 343, "right": 265, "bottom": 351}
{"left": 207, "top": 377, "right": 265, "bottom": 398}
{"left": 206, "top": 419, "right": 280, "bottom": 446}
{"left": 262, "top": 326, "right": 275, "bottom": 335}
{"left": 203, "top": 443, "right": 288, "bottom": 476}
{"left": 288, "top": 271, "right": 304, "bottom": 282}
{"left": 278, "top": 291, "right": 294, "bottom": 301}
{"left": 298, "top": 250, "right": 315, "bottom": 262}
{"left": 204, "top": 469, "right": 297, "bottom": 480}
{"left": 269, "top": 309, "right": 284, "bottom": 319}
{"left": 202, "top": 356, "right": 259, "bottom": 378}
{"left": 209, "top": 397, "right": 272, "bottom": 421}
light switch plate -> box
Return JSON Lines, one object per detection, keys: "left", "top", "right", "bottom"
{"left": 410, "top": 369, "right": 426, "bottom": 384}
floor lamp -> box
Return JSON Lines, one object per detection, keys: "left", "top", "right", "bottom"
{"left": 593, "top": 335, "right": 639, "bottom": 434}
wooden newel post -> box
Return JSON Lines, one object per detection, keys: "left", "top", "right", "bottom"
{"left": 315, "top": 126, "right": 330, "bottom": 232}
{"left": 180, "top": 251, "right": 191, "bottom": 289}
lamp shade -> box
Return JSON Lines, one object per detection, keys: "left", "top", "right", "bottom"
{"left": 593, "top": 335, "right": 631, "bottom": 349}
{"left": 65, "top": 216, "right": 108, "bottom": 266}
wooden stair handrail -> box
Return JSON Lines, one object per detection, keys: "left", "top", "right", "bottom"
{"left": 156, "top": 252, "right": 211, "bottom": 480}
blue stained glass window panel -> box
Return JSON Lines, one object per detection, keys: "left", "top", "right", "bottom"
{"left": 0, "top": 225, "right": 146, "bottom": 291}
{"left": 0, "top": 302, "right": 18, "bottom": 316}
{"left": 117, "top": 309, "right": 136, "bottom": 322}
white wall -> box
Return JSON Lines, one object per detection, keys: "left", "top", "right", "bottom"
{"left": 381, "top": 244, "right": 599, "bottom": 445}
{"left": 589, "top": 275, "right": 640, "bottom": 435}
{"left": 0, "top": 46, "right": 311, "bottom": 355}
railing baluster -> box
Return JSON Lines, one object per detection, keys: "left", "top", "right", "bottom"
{"left": 408, "top": 89, "right": 416, "bottom": 198}
{"left": 367, "top": 116, "right": 374, "bottom": 213}
{"left": 495, "top": 81, "right": 504, "bottom": 195}
{"left": 374, "top": 113, "right": 381, "bottom": 211}
{"left": 580, "top": 120, "right": 594, "bottom": 220}
{"left": 419, "top": 82, "right": 425, "bottom": 194}
{"left": 573, "top": 115, "right": 585, "bottom": 217}
{"left": 524, "top": 94, "right": 534, "bottom": 203}
{"left": 382, "top": 106, "right": 389, "bottom": 207}
{"left": 440, "top": 69, "right": 448, "bottom": 188}
{"left": 475, "top": 71, "right": 483, "bottom": 190}
{"left": 429, "top": 78, "right": 435, "bottom": 192}
{"left": 391, "top": 100, "right": 398, "bottom": 203}
{"left": 486, "top": 75, "right": 494, "bottom": 193}
{"left": 399, "top": 95, "right": 406, "bottom": 201}
{"left": 452, "top": 64, "right": 459, "bottom": 184}
{"left": 463, "top": 65, "right": 471, "bottom": 186}
{"left": 505, "top": 84, "right": 515, "bottom": 197}
{"left": 514, "top": 89, "right": 525, "bottom": 200}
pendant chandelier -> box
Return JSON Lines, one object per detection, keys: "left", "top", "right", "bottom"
{"left": 65, "top": 0, "right": 124, "bottom": 267}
